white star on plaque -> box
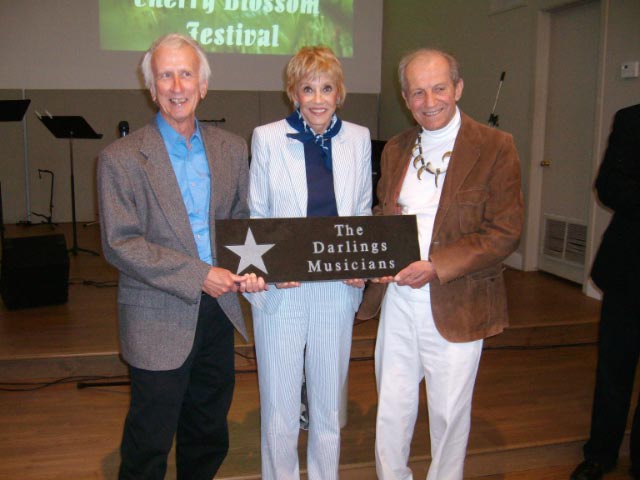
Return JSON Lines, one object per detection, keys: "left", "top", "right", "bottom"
{"left": 224, "top": 227, "right": 275, "bottom": 274}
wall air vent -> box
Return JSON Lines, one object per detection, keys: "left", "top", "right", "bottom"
{"left": 542, "top": 216, "right": 586, "bottom": 266}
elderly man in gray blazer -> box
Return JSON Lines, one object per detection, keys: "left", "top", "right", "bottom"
{"left": 98, "top": 33, "right": 265, "bottom": 480}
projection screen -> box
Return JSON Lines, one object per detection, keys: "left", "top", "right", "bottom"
{"left": 100, "top": 0, "right": 354, "bottom": 57}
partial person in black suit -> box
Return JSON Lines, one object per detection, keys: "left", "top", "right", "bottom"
{"left": 572, "top": 103, "right": 640, "bottom": 480}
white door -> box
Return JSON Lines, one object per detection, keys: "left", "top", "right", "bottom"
{"left": 538, "top": 0, "right": 600, "bottom": 283}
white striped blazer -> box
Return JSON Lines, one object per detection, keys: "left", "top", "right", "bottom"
{"left": 245, "top": 117, "right": 373, "bottom": 313}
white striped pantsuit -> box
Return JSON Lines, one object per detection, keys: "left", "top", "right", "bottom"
{"left": 252, "top": 282, "right": 355, "bottom": 480}
{"left": 375, "top": 283, "right": 483, "bottom": 480}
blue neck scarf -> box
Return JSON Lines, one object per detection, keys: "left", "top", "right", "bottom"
{"left": 285, "top": 108, "right": 342, "bottom": 171}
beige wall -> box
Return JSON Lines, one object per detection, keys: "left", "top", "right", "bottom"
{"left": 0, "top": 90, "right": 378, "bottom": 223}
{"left": 379, "top": 0, "right": 640, "bottom": 278}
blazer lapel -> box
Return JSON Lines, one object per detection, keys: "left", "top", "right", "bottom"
{"left": 202, "top": 127, "right": 224, "bottom": 258}
{"left": 283, "top": 127, "right": 308, "bottom": 216}
{"left": 205, "top": 128, "right": 225, "bottom": 218}
{"left": 332, "top": 129, "right": 355, "bottom": 215}
{"left": 388, "top": 127, "right": 420, "bottom": 212}
{"left": 433, "top": 113, "right": 482, "bottom": 238}
{"left": 139, "top": 124, "right": 197, "bottom": 254}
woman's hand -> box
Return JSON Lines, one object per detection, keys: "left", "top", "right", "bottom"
{"left": 275, "top": 281, "right": 301, "bottom": 289}
{"left": 343, "top": 278, "right": 365, "bottom": 288}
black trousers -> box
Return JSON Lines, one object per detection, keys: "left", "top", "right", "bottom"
{"left": 584, "top": 290, "right": 640, "bottom": 473}
{"left": 118, "top": 295, "right": 235, "bottom": 480}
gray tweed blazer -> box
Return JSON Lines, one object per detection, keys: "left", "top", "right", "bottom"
{"left": 97, "top": 120, "right": 249, "bottom": 370}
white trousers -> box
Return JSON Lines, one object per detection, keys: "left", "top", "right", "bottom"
{"left": 375, "top": 284, "right": 483, "bottom": 480}
{"left": 253, "top": 283, "right": 354, "bottom": 480}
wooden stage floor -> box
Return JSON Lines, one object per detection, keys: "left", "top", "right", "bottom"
{"left": 0, "top": 223, "right": 635, "bottom": 479}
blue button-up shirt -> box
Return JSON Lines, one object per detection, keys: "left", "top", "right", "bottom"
{"left": 156, "top": 113, "right": 212, "bottom": 264}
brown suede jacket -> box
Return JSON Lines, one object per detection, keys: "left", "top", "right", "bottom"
{"left": 358, "top": 112, "right": 524, "bottom": 342}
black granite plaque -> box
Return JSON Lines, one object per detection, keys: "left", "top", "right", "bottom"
{"left": 215, "top": 215, "right": 420, "bottom": 282}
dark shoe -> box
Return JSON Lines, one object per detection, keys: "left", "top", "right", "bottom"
{"left": 570, "top": 460, "right": 604, "bottom": 480}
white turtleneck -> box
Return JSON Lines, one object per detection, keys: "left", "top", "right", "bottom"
{"left": 395, "top": 107, "right": 461, "bottom": 297}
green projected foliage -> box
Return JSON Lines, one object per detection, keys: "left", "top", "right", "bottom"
{"left": 99, "top": 0, "right": 354, "bottom": 57}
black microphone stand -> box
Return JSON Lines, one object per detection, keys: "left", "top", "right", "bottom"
{"left": 31, "top": 169, "right": 57, "bottom": 228}
{"left": 488, "top": 72, "right": 506, "bottom": 128}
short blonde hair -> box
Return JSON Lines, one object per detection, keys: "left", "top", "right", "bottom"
{"left": 285, "top": 46, "right": 346, "bottom": 107}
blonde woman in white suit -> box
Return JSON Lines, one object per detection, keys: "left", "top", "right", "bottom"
{"left": 246, "top": 46, "right": 372, "bottom": 480}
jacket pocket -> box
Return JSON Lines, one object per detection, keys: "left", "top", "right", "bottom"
{"left": 118, "top": 287, "right": 167, "bottom": 309}
{"left": 457, "top": 187, "right": 488, "bottom": 234}
{"left": 467, "top": 263, "right": 504, "bottom": 281}
{"left": 465, "top": 264, "right": 507, "bottom": 328}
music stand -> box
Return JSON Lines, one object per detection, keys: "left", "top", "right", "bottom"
{"left": 0, "top": 99, "right": 31, "bottom": 122}
{"left": 0, "top": 99, "right": 31, "bottom": 227}
{"left": 39, "top": 116, "right": 102, "bottom": 256}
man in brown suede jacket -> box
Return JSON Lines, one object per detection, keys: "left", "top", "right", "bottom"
{"left": 359, "top": 48, "right": 523, "bottom": 480}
